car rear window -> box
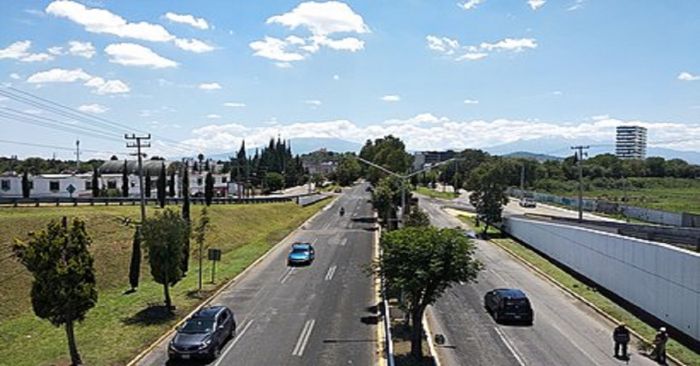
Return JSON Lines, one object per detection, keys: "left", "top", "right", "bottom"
{"left": 504, "top": 298, "right": 529, "bottom": 307}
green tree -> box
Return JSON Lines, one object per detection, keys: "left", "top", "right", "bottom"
{"left": 370, "top": 227, "right": 483, "bottom": 359}
{"left": 128, "top": 226, "right": 141, "bottom": 290}
{"left": 359, "top": 135, "right": 412, "bottom": 184}
{"left": 13, "top": 217, "right": 98, "bottom": 365}
{"left": 467, "top": 160, "right": 510, "bottom": 234}
{"left": 157, "top": 162, "right": 166, "bottom": 208}
{"left": 21, "top": 170, "right": 31, "bottom": 198}
{"left": 404, "top": 207, "right": 430, "bottom": 228}
{"left": 91, "top": 167, "right": 100, "bottom": 197}
{"left": 142, "top": 209, "right": 186, "bottom": 312}
{"left": 372, "top": 176, "right": 404, "bottom": 230}
{"left": 181, "top": 162, "right": 191, "bottom": 274}
{"left": 204, "top": 171, "right": 214, "bottom": 206}
{"left": 194, "top": 207, "right": 211, "bottom": 291}
{"left": 264, "top": 172, "right": 285, "bottom": 193}
{"left": 121, "top": 160, "right": 129, "bottom": 197}
{"left": 145, "top": 174, "right": 152, "bottom": 198}
{"left": 645, "top": 157, "right": 666, "bottom": 177}
{"left": 335, "top": 156, "right": 362, "bottom": 186}
{"left": 168, "top": 171, "right": 176, "bottom": 197}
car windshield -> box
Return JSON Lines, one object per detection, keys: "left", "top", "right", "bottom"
{"left": 180, "top": 318, "right": 215, "bottom": 334}
{"left": 292, "top": 248, "right": 309, "bottom": 254}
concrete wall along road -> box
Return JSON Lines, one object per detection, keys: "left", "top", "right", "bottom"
{"left": 503, "top": 216, "right": 700, "bottom": 342}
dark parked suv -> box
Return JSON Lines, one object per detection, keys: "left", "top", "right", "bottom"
{"left": 168, "top": 306, "right": 236, "bottom": 361}
{"left": 484, "top": 288, "right": 534, "bottom": 325}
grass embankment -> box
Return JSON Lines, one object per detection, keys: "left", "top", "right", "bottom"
{"left": 414, "top": 186, "right": 458, "bottom": 200}
{"left": 455, "top": 213, "right": 700, "bottom": 366}
{"left": 543, "top": 177, "right": 700, "bottom": 214}
{"left": 0, "top": 201, "right": 326, "bottom": 366}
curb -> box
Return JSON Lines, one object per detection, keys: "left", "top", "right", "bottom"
{"left": 488, "top": 238, "right": 687, "bottom": 366}
{"left": 423, "top": 311, "right": 443, "bottom": 366}
{"left": 373, "top": 211, "right": 388, "bottom": 366}
{"left": 126, "top": 196, "right": 340, "bottom": 366}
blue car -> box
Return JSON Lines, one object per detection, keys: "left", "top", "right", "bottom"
{"left": 287, "top": 242, "right": 315, "bottom": 266}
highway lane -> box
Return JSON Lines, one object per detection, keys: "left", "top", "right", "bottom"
{"left": 420, "top": 197, "right": 659, "bottom": 366}
{"left": 137, "top": 183, "right": 378, "bottom": 366}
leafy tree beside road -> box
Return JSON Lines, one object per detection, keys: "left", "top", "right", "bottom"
{"left": 335, "top": 155, "right": 362, "bottom": 186}
{"left": 371, "top": 226, "right": 483, "bottom": 359}
{"left": 13, "top": 217, "right": 98, "bottom": 366}
{"left": 467, "top": 160, "right": 510, "bottom": 234}
{"left": 142, "top": 209, "right": 187, "bottom": 312}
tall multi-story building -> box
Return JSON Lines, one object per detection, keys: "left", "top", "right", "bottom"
{"left": 615, "top": 126, "right": 647, "bottom": 160}
{"left": 412, "top": 150, "right": 456, "bottom": 171}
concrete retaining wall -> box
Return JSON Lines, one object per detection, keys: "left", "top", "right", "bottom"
{"left": 503, "top": 216, "right": 700, "bottom": 342}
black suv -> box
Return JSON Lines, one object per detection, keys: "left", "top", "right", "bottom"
{"left": 484, "top": 288, "right": 534, "bottom": 325}
{"left": 168, "top": 306, "right": 236, "bottom": 361}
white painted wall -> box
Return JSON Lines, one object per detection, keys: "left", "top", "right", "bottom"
{"left": 0, "top": 176, "right": 23, "bottom": 197}
{"left": 504, "top": 217, "right": 700, "bottom": 341}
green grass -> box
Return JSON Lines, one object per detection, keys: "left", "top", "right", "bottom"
{"left": 0, "top": 201, "right": 326, "bottom": 366}
{"left": 414, "top": 186, "right": 458, "bottom": 200}
{"left": 455, "top": 213, "right": 700, "bottom": 366}
{"left": 545, "top": 178, "right": 700, "bottom": 214}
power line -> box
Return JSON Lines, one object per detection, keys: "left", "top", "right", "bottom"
{"left": 0, "top": 138, "right": 120, "bottom": 155}
{"left": 0, "top": 110, "right": 121, "bottom": 142}
{"left": 2, "top": 107, "right": 124, "bottom": 139}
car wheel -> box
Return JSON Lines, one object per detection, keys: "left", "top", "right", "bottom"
{"left": 493, "top": 311, "right": 500, "bottom": 323}
{"left": 210, "top": 344, "right": 222, "bottom": 360}
{"left": 231, "top": 326, "right": 236, "bottom": 339}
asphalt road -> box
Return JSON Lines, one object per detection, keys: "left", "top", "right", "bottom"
{"left": 137, "top": 183, "right": 378, "bottom": 366}
{"left": 420, "top": 196, "right": 660, "bottom": 366}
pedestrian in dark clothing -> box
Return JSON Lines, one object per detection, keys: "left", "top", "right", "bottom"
{"left": 649, "top": 327, "right": 669, "bottom": 364}
{"left": 613, "top": 323, "right": 631, "bottom": 359}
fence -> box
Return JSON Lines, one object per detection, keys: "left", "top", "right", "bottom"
{"left": 503, "top": 216, "right": 700, "bottom": 343}
{"left": 509, "top": 188, "right": 700, "bottom": 227}
{"left": 0, "top": 193, "right": 321, "bottom": 208}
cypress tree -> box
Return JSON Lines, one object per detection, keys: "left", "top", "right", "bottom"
{"left": 157, "top": 162, "right": 166, "bottom": 208}
{"left": 21, "top": 170, "right": 31, "bottom": 198}
{"left": 91, "top": 167, "right": 100, "bottom": 197}
{"left": 121, "top": 160, "right": 129, "bottom": 197}
{"left": 145, "top": 175, "right": 152, "bottom": 198}
{"left": 181, "top": 162, "right": 191, "bottom": 273}
{"left": 168, "top": 171, "right": 176, "bottom": 197}
{"left": 204, "top": 172, "right": 214, "bottom": 206}
{"left": 128, "top": 226, "right": 141, "bottom": 290}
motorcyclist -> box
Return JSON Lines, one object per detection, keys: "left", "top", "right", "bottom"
{"left": 339, "top": 207, "right": 345, "bottom": 216}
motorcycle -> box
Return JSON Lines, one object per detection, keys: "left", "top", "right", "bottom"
{"left": 339, "top": 207, "right": 345, "bottom": 216}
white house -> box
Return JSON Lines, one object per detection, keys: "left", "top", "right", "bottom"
{"left": 0, "top": 172, "right": 23, "bottom": 197}
{"left": 31, "top": 173, "right": 93, "bottom": 198}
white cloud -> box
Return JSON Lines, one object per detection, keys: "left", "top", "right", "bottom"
{"left": 67, "top": 41, "right": 95, "bottom": 58}
{"left": 552, "top": 90, "right": 563, "bottom": 95}
{"left": 381, "top": 95, "right": 401, "bottom": 102}
{"left": 48, "top": 46, "right": 63, "bottom": 55}
{"left": 250, "top": 37, "right": 306, "bottom": 62}
{"left": 480, "top": 38, "right": 537, "bottom": 52}
{"left": 164, "top": 12, "right": 209, "bottom": 30}
{"left": 45, "top": 1, "right": 214, "bottom": 53}
{"left": 206, "top": 114, "right": 221, "bottom": 119}
{"left": 304, "top": 99, "right": 322, "bottom": 106}
{"left": 678, "top": 72, "right": 700, "bottom": 81}
{"left": 458, "top": 0, "right": 483, "bottom": 10}
{"left": 199, "top": 82, "right": 222, "bottom": 90}
{"left": 26, "top": 68, "right": 130, "bottom": 95}
{"left": 105, "top": 43, "right": 177, "bottom": 68}
{"left": 427, "top": 35, "right": 535, "bottom": 61}
{"left": 275, "top": 62, "right": 293, "bottom": 68}
{"left": 0, "top": 40, "right": 54, "bottom": 62}
{"left": 9, "top": 73, "right": 20, "bottom": 80}
{"left": 251, "top": 1, "right": 369, "bottom": 65}
{"left": 178, "top": 114, "right": 700, "bottom": 154}
{"left": 333, "top": 74, "right": 340, "bottom": 80}
{"left": 528, "top": 0, "right": 546, "bottom": 10}
{"left": 78, "top": 103, "right": 109, "bottom": 113}
{"left": 267, "top": 1, "right": 369, "bottom": 36}
{"left": 224, "top": 102, "right": 246, "bottom": 108}
{"left": 567, "top": 0, "right": 585, "bottom": 11}
{"left": 173, "top": 38, "right": 214, "bottom": 53}
{"left": 464, "top": 99, "right": 479, "bottom": 104}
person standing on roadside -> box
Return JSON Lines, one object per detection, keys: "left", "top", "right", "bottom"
{"left": 613, "top": 323, "right": 631, "bottom": 360}
{"left": 649, "top": 327, "right": 669, "bottom": 364}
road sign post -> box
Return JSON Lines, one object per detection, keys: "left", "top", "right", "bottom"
{"left": 66, "top": 184, "right": 76, "bottom": 198}
{"left": 208, "top": 248, "right": 221, "bottom": 283}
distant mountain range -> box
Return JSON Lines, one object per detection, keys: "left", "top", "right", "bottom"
{"left": 204, "top": 136, "right": 700, "bottom": 164}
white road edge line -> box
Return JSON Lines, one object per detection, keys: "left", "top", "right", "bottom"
{"left": 280, "top": 268, "right": 294, "bottom": 284}
{"left": 493, "top": 326, "right": 526, "bottom": 366}
{"left": 292, "top": 319, "right": 316, "bottom": 356}
{"left": 214, "top": 319, "right": 255, "bottom": 366}
{"left": 325, "top": 265, "right": 337, "bottom": 281}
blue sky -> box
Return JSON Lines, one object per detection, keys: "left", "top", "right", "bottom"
{"left": 1, "top": 0, "right": 699, "bottom": 159}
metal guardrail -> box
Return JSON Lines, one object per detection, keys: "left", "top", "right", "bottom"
{"left": 0, "top": 193, "right": 320, "bottom": 207}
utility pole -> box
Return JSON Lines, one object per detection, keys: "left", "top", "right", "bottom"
{"left": 571, "top": 145, "right": 589, "bottom": 222}
{"left": 126, "top": 134, "right": 151, "bottom": 224}
{"left": 75, "top": 139, "right": 80, "bottom": 170}
{"left": 520, "top": 164, "right": 526, "bottom": 197}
